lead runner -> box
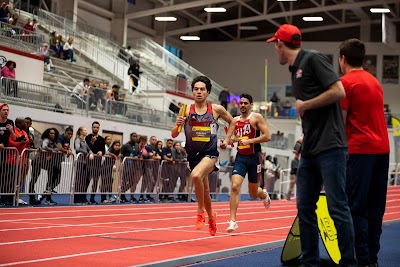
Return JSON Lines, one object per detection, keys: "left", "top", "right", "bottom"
{"left": 171, "top": 76, "right": 235, "bottom": 236}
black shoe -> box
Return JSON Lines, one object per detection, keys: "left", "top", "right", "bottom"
{"left": 45, "top": 199, "right": 57, "bottom": 205}
{"left": 4, "top": 200, "right": 13, "bottom": 206}
{"left": 130, "top": 197, "right": 138, "bottom": 203}
{"left": 89, "top": 199, "right": 98, "bottom": 205}
{"left": 29, "top": 198, "right": 41, "bottom": 205}
{"left": 138, "top": 197, "right": 145, "bottom": 203}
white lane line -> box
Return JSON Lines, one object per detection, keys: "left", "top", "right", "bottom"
{"left": 0, "top": 225, "right": 292, "bottom": 266}
{"left": 0, "top": 215, "right": 296, "bottom": 246}
{"left": 0, "top": 206, "right": 296, "bottom": 223}
{"left": 0, "top": 209, "right": 298, "bottom": 232}
{"left": 0, "top": 201, "right": 295, "bottom": 216}
{"left": 2, "top": 200, "right": 398, "bottom": 223}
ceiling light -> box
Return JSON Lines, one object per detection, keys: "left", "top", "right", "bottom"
{"left": 155, "top": 16, "right": 177, "bottom": 21}
{"left": 239, "top": 26, "right": 258, "bottom": 30}
{"left": 370, "top": 8, "right": 390, "bottom": 13}
{"left": 302, "top": 16, "right": 324, "bottom": 22}
{"left": 180, "top": 36, "right": 200, "bottom": 41}
{"left": 204, "top": 7, "right": 226, "bottom": 13}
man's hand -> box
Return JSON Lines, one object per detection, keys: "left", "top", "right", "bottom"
{"left": 6, "top": 124, "right": 14, "bottom": 132}
{"left": 97, "top": 151, "right": 103, "bottom": 156}
{"left": 91, "top": 136, "right": 97, "bottom": 144}
{"left": 89, "top": 154, "right": 94, "bottom": 160}
{"left": 220, "top": 139, "right": 228, "bottom": 149}
{"left": 0, "top": 144, "right": 4, "bottom": 149}
{"left": 238, "top": 138, "right": 251, "bottom": 146}
{"left": 295, "top": 100, "right": 306, "bottom": 117}
{"left": 175, "top": 116, "right": 186, "bottom": 126}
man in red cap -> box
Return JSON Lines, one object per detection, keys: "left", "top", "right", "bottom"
{"left": 267, "top": 24, "right": 357, "bottom": 267}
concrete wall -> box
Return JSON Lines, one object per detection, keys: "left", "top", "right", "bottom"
{"left": 184, "top": 42, "right": 400, "bottom": 113}
{"left": 0, "top": 46, "right": 44, "bottom": 85}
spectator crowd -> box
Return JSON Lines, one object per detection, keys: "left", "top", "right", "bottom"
{"left": 0, "top": 103, "right": 194, "bottom": 206}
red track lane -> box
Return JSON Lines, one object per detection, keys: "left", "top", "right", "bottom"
{"left": 0, "top": 187, "right": 399, "bottom": 266}
{"left": 0, "top": 201, "right": 295, "bottom": 220}
{"left": 0, "top": 206, "right": 297, "bottom": 242}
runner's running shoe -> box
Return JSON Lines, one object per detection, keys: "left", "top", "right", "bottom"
{"left": 226, "top": 220, "right": 239, "bottom": 233}
{"left": 195, "top": 211, "right": 206, "bottom": 229}
{"left": 263, "top": 189, "right": 271, "bottom": 209}
{"left": 208, "top": 212, "right": 217, "bottom": 236}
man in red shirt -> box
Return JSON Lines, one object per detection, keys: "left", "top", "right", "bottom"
{"left": 339, "top": 39, "right": 390, "bottom": 267}
{"left": 6, "top": 117, "right": 30, "bottom": 205}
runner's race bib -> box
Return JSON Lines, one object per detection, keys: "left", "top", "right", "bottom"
{"left": 192, "top": 126, "right": 211, "bottom": 142}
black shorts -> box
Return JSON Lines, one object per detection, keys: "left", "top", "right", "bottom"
{"left": 188, "top": 150, "right": 219, "bottom": 173}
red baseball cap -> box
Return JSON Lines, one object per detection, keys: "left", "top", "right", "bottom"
{"left": 1, "top": 2, "right": 5, "bottom": 6}
{"left": 267, "top": 24, "right": 302, "bottom": 46}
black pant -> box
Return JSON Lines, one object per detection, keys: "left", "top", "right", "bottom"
{"left": 74, "top": 159, "right": 90, "bottom": 203}
{"left": 346, "top": 154, "right": 389, "bottom": 265}
{"left": 29, "top": 155, "right": 61, "bottom": 201}
{"left": 120, "top": 159, "right": 142, "bottom": 200}
{"left": 100, "top": 157, "right": 115, "bottom": 202}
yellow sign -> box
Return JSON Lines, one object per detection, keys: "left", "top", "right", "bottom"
{"left": 316, "top": 194, "right": 341, "bottom": 264}
{"left": 392, "top": 116, "right": 400, "bottom": 137}
{"left": 281, "top": 194, "right": 341, "bottom": 265}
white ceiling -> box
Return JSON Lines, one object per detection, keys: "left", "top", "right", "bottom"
{"left": 125, "top": 0, "right": 400, "bottom": 42}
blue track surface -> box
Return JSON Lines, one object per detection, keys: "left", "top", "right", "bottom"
{"left": 190, "top": 221, "right": 400, "bottom": 267}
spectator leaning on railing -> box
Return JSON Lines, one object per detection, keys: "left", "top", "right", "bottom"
{"left": 102, "top": 140, "right": 121, "bottom": 203}
{"left": 106, "top": 84, "right": 125, "bottom": 115}
{"left": 74, "top": 126, "right": 94, "bottom": 205}
{"left": 0, "top": 103, "right": 16, "bottom": 205}
{"left": 73, "top": 78, "right": 90, "bottom": 109}
{"left": 85, "top": 121, "right": 105, "bottom": 205}
{"left": 0, "top": 104, "right": 16, "bottom": 148}
{"left": 172, "top": 141, "right": 188, "bottom": 202}
{"left": 6, "top": 117, "right": 30, "bottom": 205}
{"left": 0, "top": 3, "right": 10, "bottom": 24}
{"left": 1, "top": 60, "right": 18, "bottom": 97}
{"left": 24, "top": 117, "right": 35, "bottom": 148}
{"left": 29, "top": 128, "right": 60, "bottom": 206}
{"left": 119, "top": 132, "right": 139, "bottom": 203}
{"left": 160, "top": 139, "right": 174, "bottom": 202}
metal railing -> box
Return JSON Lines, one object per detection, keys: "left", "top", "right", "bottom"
{"left": 389, "top": 163, "right": 400, "bottom": 186}
{"left": 36, "top": 9, "right": 226, "bottom": 101}
{"left": 277, "top": 168, "right": 293, "bottom": 200}
{"left": 0, "top": 146, "right": 226, "bottom": 205}
{"left": 0, "top": 21, "right": 43, "bottom": 53}
{"left": 0, "top": 77, "right": 74, "bottom": 113}
{"left": 130, "top": 37, "right": 225, "bottom": 102}
{"left": 0, "top": 77, "right": 179, "bottom": 130}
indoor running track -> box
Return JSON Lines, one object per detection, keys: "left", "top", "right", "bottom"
{"left": 1, "top": 186, "right": 400, "bottom": 267}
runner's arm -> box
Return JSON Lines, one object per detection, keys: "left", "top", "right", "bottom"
{"left": 249, "top": 114, "right": 271, "bottom": 144}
